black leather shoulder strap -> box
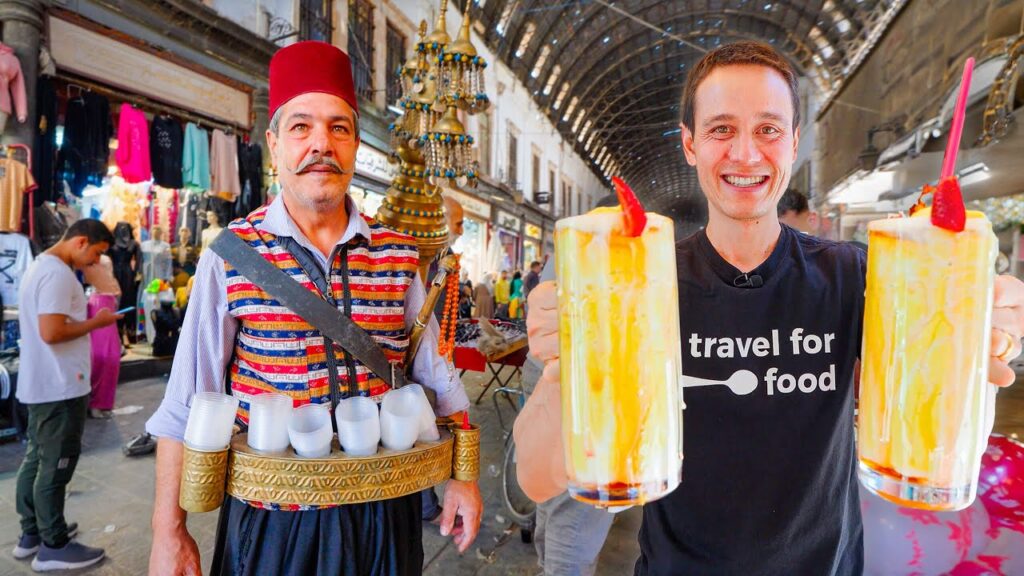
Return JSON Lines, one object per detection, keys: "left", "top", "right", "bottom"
{"left": 210, "top": 229, "right": 407, "bottom": 388}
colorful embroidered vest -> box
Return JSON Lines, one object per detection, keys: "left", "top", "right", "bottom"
{"left": 224, "top": 206, "right": 419, "bottom": 427}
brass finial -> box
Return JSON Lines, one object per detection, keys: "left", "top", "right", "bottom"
{"left": 450, "top": 5, "right": 477, "bottom": 56}
{"left": 427, "top": 0, "right": 451, "bottom": 46}
{"left": 433, "top": 104, "right": 466, "bottom": 135}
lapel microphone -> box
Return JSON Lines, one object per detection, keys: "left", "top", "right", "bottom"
{"left": 733, "top": 273, "right": 764, "bottom": 288}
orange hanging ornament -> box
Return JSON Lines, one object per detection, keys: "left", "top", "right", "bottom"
{"left": 437, "top": 255, "right": 460, "bottom": 361}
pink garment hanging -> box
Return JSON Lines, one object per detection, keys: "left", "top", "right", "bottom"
{"left": 0, "top": 44, "right": 26, "bottom": 120}
{"left": 210, "top": 129, "right": 241, "bottom": 200}
{"left": 88, "top": 293, "right": 121, "bottom": 410}
{"left": 116, "top": 103, "right": 152, "bottom": 183}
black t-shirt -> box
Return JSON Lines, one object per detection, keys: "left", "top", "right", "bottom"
{"left": 636, "top": 225, "right": 866, "bottom": 576}
{"left": 150, "top": 116, "right": 184, "bottom": 189}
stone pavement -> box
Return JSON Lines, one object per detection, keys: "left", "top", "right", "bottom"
{"left": 0, "top": 371, "right": 642, "bottom": 576}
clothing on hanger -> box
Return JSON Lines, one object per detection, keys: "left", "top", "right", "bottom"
{"left": 0, "top": 156, "right": 35, "bottom": 232}
{"left": 210, "top": 128, "right": 241, "bottom": 201}
{"left": 182, "top": 122, "right": 210, "bottom": 190}
{"left": 149, "top": 186, "right": 179, "bottom": 244}
{"left": 235, "top": 137, "right": 265, "bottom": 216}
{"left": 100, "top": 178, "right": 145, "bottom": 235}
{"left": 58, "top": 91, "right": 111, "bottom": 196}
{"left": 115, "top": 103, "right": 151, "bottom": 184}
{"left": 0, "top": 232, "right": 32, "bottom": 307}
{"left": 0, "top": 43, "right": 27, "bottom": 121}
{"left": 32, "top": 76, "right": 58, "bottom": 204}
{"left": 150, "top": 116, "right": 184, "bottom": 188}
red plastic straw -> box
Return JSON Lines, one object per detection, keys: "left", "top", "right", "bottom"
{"left": 940, "top": 58, "right": 975, "bottom": 180}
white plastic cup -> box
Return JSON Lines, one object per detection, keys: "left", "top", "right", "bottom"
{"left": 247, "top": 393, "right": 293, "bottom": 453}
{"left": 184, "top": 392, "right": 239, "bottom": 450}
{"left": 336, "top": 396, "right": 380, "bottom": 456}
{"left": 288, "top": 404, "right": 333, "bottom": 458}
{"left": 380, "top": 388, "right": 421, "bottom": 451}
{"left": 401, "top": 384, "right": 441, "bottom": 442}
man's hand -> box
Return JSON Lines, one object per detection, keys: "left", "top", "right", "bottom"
{"left": 148, "top": 525, "right": 201, "bottom": 576}
{"left": 512, "top": 280, "right": 569, "bottom": 503}
{"left": 526, "top": 281, "right": 558, "bottom": 364}
{"left": 150, "top": 439, "right": 197, "bottom": 575}
{"left": 990, "top": 274, "right": 1024, "bottom": 387}
{"left": 93, "top": 307, "right": 123, "bottom": 328}
{"left": 439, "top": 479, "right": 482, "bottom": 553}
{"left": 39, "top": 308, "right": 122, "bottom": 344}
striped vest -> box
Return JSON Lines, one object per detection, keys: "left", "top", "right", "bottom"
{"left": 224, "top": 206, "right": 419, "bottom": 427}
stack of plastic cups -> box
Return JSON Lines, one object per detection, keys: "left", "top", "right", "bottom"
{"left": 180, "top": 392, "right": 240, "bottom": 513}
{"left": 247, "top": 393, "right": 293, "bottom": 453}
{"left": 400, "top": 384, "right": 441, "bottom": 442}
{"left": 380, "top": 388, "right": 421, "bottom": 451}
{"left": 288, "top": 404, "right": 334, "bottom": 458}
{"left": 336, "top": 397, "right": 380, "bottom": 456}
{"left": 184, "top": 392, "right": 240, "bottom": 450}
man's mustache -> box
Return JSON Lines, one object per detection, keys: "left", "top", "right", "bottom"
{"left": 290, "top": 154, "right": 352, "bottom": 175}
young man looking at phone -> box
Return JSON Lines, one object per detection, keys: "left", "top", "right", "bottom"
{"left": 13, "top": 219, "right": 121, "bottom": 571}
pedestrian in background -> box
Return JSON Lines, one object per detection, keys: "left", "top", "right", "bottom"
{"left": 494, "top": 270, "right": 511, "bottom": 319}
{"left": 14, "top": 219, "right": 120, "bottom": 572}
{"left": 82, "top": 254, "right": 122, "bottom": 419}
{"left": 523, "top": 261, "right": 541, "bottom": 299}
{"left": 474, "top": 272, "right": 495, "bottom": 319}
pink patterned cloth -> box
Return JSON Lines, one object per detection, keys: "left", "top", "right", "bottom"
{"left": 116, "top": 103, "right": 151, "bottom": 183}
{"left": 150, "top": 186, "right": 179, "bottom": 243}
{"left": 88, "top": 293, "right": 121, "bottom": 410}
{"left": 0, "top": 44, "right": 26, "bottom": 120}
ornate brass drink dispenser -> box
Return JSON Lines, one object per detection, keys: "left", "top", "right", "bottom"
{"left": 376, "top": 0, "right": 490, "bottom": 280}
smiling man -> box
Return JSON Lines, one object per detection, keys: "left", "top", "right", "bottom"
{"left": 514, "top": 41, "right": 1024, "bottom": 575}
{"left": 146, "top": 42, "right": 480, "bottom": 576}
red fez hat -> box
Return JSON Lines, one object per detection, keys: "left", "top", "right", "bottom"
{"left": 268, "top": 41, "right": 359, "bottom": 119}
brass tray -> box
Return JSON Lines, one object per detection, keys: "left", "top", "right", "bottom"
{"left": 225, "top": 430, "right": 454, "bottom": 507}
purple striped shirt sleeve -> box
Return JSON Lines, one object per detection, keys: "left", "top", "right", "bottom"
{"left": 145, "top": 250, "right": 237, "bottom": 442}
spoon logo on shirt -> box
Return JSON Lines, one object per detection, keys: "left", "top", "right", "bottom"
{"left": 684, "top": 328, "right": 837, "bottom": 396}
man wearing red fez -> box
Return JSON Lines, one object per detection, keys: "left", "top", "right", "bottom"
{"left": 146, "top": 41, "right": 481, "bottom": 576}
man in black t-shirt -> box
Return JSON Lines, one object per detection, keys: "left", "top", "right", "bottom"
{"left": 514, "top": 41, "right": 1024, "bottom": 576}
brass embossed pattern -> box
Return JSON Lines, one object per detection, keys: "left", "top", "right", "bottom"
{"left": 451, "top": 424, "right": 480, "bottom": 482}
{"left": 225, "top": 432, "right": 454, "bottom": 507}
{"left": 179, "top": 446, "right": 229, "bottom": 513}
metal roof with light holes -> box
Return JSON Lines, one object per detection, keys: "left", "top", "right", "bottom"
{"left": 457, "top": 0, "right": 906, "bottom": 232}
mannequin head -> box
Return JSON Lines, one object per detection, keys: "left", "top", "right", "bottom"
{"left": 152, "top": 226, "right": 165, "bottom": 243}
{"left": 206, "top": 211, "right": 220, "bottom": 228}
{"left": 178, "top": 226, "right": 191, "bottom": 246}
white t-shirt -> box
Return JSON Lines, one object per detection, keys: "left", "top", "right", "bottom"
{"left": 0, "top": 232, "right": 32, "bottom": 308}
{"left": 17, "top": 254, "right": 91, "bottom": 404}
